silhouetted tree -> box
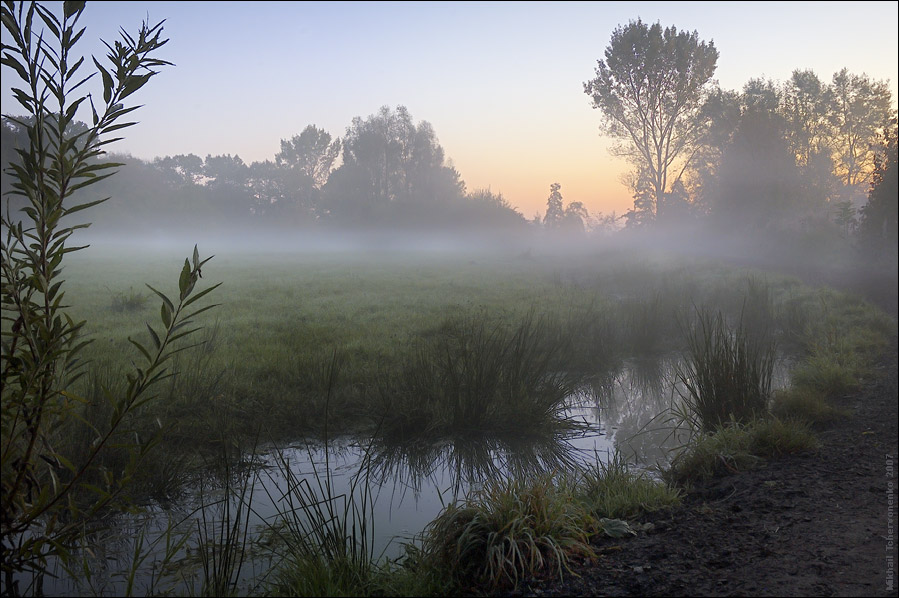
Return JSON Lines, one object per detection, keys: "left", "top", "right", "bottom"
{"left": 153, "top": 153, "right": 204, "bottom": 186}
{"left": 562, "top": 200, "right": 589, "bottom": 233}
{"left": 622, "top": 167, "right": 656, "bottom": 228}
{"left": 541, "top": 183, "right": 589, "bottom": 233}
{"left": 245, "top": 159, "right": 318, "bottom": 225}
{"left": 543, "top": 182, "right": 564, "bottom": 228}
{"left": 832, "top": 199, "right": 857, "bottom": 237}
{"left": 321, "top": 105, "right": 465, "bottom": 226}
{"left": 275, "top": 125, "right": 340, "bottom": 188}
{"left": 685, "top": 87, "right": 742, "bottom": 215}
{"left": 461, "top": 188, "right": 528, "bottom": 230}
{"left": 203, "top": 153, "right": 248, "bottom": 186}
{"left": 858, "top": 129, "right": 898, "bottom": 256}
{"left": 202, "top": 154, "right": 253, "bottom": 221}
{"left": 660, "top": 180, "right": 693, "bottom": 224}
{"left": 829, "top": 69, "right": 895, "bottom": 192}
{"left": 584, "top": 18, "right": 718, "bottom": 223}
{"left": 782, "top": 69, "right": 831, "bottom": 169}
{"left": 710, "top": 80, "right": 804, "bottom": 232}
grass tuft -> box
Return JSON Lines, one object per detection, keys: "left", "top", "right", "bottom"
{"left": 109, "top": 286, "right": 150, "bottom": 312}
{"left": 666, "top": 417, "right": 819, "bottom": 486}
{"left": 678, "top": 309, "right": 776, "bottom": 432}
{"left": 376, "top": 311, "right": 586, "bottom": 440}
{"left": 577, "top": 451, "right": 681, "bottom": 520}
{"left": 770, "top": 387, "right": 850, "bottom": 425}
{"left": 417, "top": 474, "right": 595, "bottom": 591}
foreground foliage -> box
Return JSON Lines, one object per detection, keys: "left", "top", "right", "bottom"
{"left": 1, "top": 2, "right": 218, "bottom": 594}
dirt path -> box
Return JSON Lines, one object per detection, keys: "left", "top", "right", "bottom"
{"left": 500, "top": 337, "right": 898, "bottom": 597}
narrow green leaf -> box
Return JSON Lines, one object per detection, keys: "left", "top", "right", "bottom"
{"left": 63, "top": 1, "right": 86, "bottom": 19}
{"left": 168, "top": 328, "right": 201, "bottom": 344}
{"left": 1, "top": 54, "right": 30, "bottom": 82}
{"left": 145, "top": 284, "right": 174, "bottom": 315}
{"left": 160, "top": 302, "right": 171, "bottom": 329}
{"left": 101, "top": 121, "right": 138, "bottom": 134}
{"left": 178, "top": 260, "right": 190, "bottom": 298}
{"left": 182, "top": 303, "right": 220, "bottom": 321}
{"left": 128, "top": 338, "right": 151, "bottom": 362}
{"left": 145, "top": 323, "right": 161, "bottom": 351}
{"left": 182, "top": 282, "right": 222, "bottom": 308}
{"left": 92, "top": 57, "right": 113, "bottom": 104}
{"left": 63, "top": 197, "right": 108, "bottom": 214}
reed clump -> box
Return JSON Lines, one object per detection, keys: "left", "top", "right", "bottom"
{"left": 678, "top": 309, "right": 776, "bottom": 432}
{"left": 577, "top": 451, "right": 681, "bottom": 520}
{"left": 415, "top": 473, "right": 595, "bottom": 591}
{"left": 375, "top": 311, "right": 586, "bottom": 441}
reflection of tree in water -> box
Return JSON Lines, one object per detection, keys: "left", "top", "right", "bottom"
{"left": 365, "top": 432, "right": 586, "bottom": 504}
{"left": 628, "top": 355, "right": 676, "bottom": 399}
{"left": 589, "top": 354, "right": 691, "bottom": 468}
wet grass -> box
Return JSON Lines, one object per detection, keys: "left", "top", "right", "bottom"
{"left": 770, "top": 386, "right": 851, "bottom": 425}
{"left": 677, "top": 309, "right": 776, "bottom": 432}
{"left": 577, "top": 451, "right": 681, "bottom": 520}
{"left": 665, "top": 417, "right": 820, "bottom": 487}
{"left": 56, "top": 249, "right": 894, "bottom": 499}
{"left": 414, "top": 473, "right": 596, "bottom": 592}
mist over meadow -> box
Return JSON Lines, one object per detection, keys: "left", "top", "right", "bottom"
{"left": 3, "top": 69, "right": 896, "bottom": 302}
{"left": 2, "top": 4, "right": 897, "bottom": 596}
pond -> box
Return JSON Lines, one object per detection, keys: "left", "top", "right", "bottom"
{"left": 18, "top": 353, "right": 789, "bottom": 596}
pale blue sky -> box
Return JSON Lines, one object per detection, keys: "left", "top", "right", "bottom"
{"left": 2, "top": 1, "right": 897, "bottom": 217}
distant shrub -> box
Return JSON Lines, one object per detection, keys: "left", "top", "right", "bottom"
{"left": 110, "top": 286, "right": 149, "bottom": 312}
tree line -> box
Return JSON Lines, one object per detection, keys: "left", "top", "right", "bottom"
{"left": 584, "top": 18, "right": 897, "bottom": 257}
{"left": 2, "top": 105, "right": 530, "bottom": 236}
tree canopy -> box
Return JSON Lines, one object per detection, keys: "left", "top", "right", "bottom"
{"left": 584, "top": 18, "right": 718, "bottom": 224}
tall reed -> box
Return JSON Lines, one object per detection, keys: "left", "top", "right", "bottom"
{"left": 261, "top": 350, "right": 381, "bottom": 597}
{"left": 377, "top": 310, "right": 586, "bottom": 440}
{"left": 678, "top": 309, "right": 776, "bottom": 432}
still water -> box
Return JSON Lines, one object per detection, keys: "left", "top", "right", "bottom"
{"left": 18, "top": 354, "right": 787, "bottom": 596}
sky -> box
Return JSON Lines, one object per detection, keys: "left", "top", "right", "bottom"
{"left": 2, "top": 1, "right": 897, "bottom": 219}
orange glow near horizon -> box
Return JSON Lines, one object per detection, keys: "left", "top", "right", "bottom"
{"left": 454, "top": 150, "right": 633, "bottom": 222}
{"left": 441, "top": 110, "right": 636, "bottom": 221}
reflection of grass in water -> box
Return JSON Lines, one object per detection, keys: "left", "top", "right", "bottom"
{"left": 627, "top": 354, "right": 678, "bottom": 400}
{"left": 588, "top": 356, "right": 675, "bottom": 439}
{"left": 366, "top": 433, "right": 585, "bottom": 499}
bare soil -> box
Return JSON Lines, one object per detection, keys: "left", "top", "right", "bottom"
{"left": 489, "top": 336, "right": 898, "bottom": 597}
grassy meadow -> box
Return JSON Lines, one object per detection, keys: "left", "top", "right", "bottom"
{"left": 57, "top": 243, "right": 894, "bottom": 482}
